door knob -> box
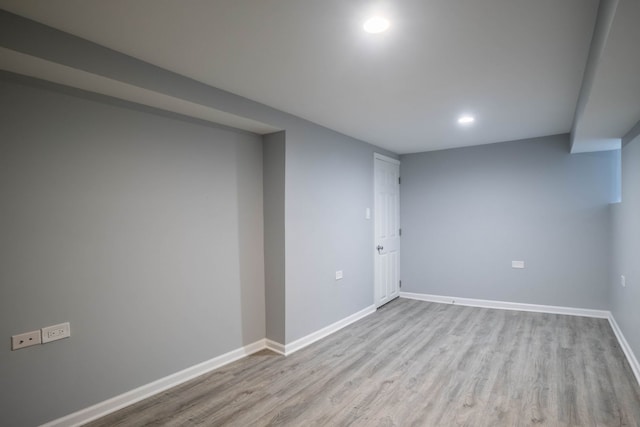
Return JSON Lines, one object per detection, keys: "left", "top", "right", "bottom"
{"left": 376, "top": 245, "right": 384, "bottom": 253}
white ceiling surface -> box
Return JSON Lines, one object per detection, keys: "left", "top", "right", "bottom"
{"left": 1, "top": 0, "right": 635, "bottom": 154}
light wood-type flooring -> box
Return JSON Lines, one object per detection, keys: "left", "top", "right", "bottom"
{"left": 86, "top": 298, "right": 640, "bottom": 426}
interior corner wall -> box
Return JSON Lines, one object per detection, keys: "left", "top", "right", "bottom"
{"left": 263, "top": 131, "right": 286, "bottom": 344}
{"left": 400, "top": 134, "right": 615, "bottom": 309}
{"left": 611, "top": 135, "right": 640, "bottom": 360}
{"left": 0, "top": 76, "right": 265, "bottom": 427}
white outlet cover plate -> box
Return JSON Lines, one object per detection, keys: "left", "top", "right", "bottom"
{"left": 42, "top": 322, "right": 71, "bottom": 343}
{"left": 512, "top": 260, "right": 525, "bottom": 269}
{"left": 335, "top": 270, "right": 344, "bottom": 280}
{"left": 12, "top": 330, "right": 42, "bottom": 350}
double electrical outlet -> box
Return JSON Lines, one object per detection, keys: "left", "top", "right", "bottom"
{"left": 11, "top": 322, "right": 71, "bottom": 351}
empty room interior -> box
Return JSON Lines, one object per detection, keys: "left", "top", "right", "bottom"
{"left": 1, "top": 1, "right": 640, "bottom": 426}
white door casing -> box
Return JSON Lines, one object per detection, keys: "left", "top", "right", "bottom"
{"left": 374, "top": 153, "right": 400, "bottom": 308}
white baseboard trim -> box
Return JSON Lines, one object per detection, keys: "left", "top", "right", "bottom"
{"left": 264, "top": 338, "right": 286, "bottom": 355}
{"left": 283, "top": 304, "right": 376, "bottom": 355}
{"left": 400, "top": 292, "right": 610, "bottom": 318}
{"left": 41, "top": 339, "right": 267, "bottom": 427}
{"left": 607, "top": 314, "right": 640, "bottom": 386}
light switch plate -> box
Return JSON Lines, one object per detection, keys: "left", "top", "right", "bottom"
{"left": 335, "top": 270, "right": 344, "bottom": 280}
{"left": 512, "top": 260, "right": 525, "bottom": 269}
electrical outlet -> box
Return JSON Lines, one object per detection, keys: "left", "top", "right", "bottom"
{"left": 41, "top": 322, "right": 70, "bottom": 343}
{"left": 621, "top": 275, "right": 626, "bottom": 287}
{"left": 335, "top": 270, "right": 343, "bottom": 280}
{"left": 11, "top": 330, "right": 41, "bottom": 350}
{"left": 512, "top": 260, "right": 525, "bottom": 269}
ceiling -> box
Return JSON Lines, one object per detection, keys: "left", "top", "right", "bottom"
{"left": 0, "top": 0, "right": 638, "bottom": 154}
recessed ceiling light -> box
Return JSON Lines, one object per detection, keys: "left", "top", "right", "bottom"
{"left": 363, "top": 16, "right": 390, "bottom": 34}
{"left": 457, "top": 115, "right": 475, "bottom": 125}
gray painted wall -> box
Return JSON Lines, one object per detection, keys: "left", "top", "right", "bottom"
{"left": 0, "top": 77, "right": 265, "bottom": 426}
{"left": 263, "top": 131, "right": 286, "bottom": 344}
{"left": 611, "top": 134, "right": 640, "bottom": 361}
{"left": 284, "top": 127, "right": 391, "bottom": 343}
{"left": 400, "top": 134, "right": 615, "bottom": 309}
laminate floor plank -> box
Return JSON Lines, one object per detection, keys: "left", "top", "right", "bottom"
{"left": 85, "top": 299, "right": 640, "bottom": 427}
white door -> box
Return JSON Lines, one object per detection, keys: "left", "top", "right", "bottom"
{"left": 374, "top": 154, "right": 400, "bottom": 307}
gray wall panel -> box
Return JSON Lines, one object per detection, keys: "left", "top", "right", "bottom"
{"left": 0, "top": 78, "right": 265, "bottom": 426}
{"left": 284, "top": 128, "right": 395, "bottom": 343}
{"left": 611, "top": 135, "right": 640, "bottom": 362}
{"left": 400, "top": 135, "right": 615, "bottom": 309}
